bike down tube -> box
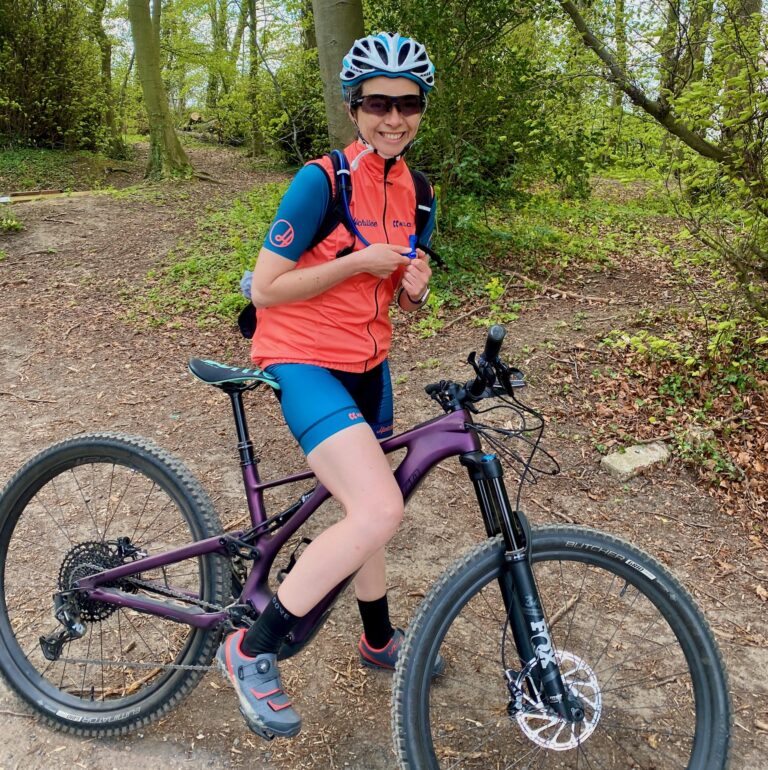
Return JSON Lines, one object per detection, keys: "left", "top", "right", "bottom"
{"left": 460, "top": 451, "right": 584, "bottom": 723}
{"left": 240, "top": 409, "right": 482, "bottom": 645}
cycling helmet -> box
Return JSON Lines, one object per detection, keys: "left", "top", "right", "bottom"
{"left": 340, "top": 32, "right": 435, "bottom": 96}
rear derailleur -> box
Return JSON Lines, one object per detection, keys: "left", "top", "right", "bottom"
{"left": 39, "top": 593, "right": 87, "bottom": 662}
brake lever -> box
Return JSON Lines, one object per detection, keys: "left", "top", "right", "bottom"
{"left": 496, "top": 361, "right": 526, "bottom": 394}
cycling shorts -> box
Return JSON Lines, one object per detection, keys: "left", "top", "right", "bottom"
{"left": 266, "top": 360, "right": 393, "bottom": 455}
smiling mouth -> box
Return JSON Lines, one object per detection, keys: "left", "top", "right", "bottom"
{"left": 380, "top": 132, "right": 406, "bottom": 141}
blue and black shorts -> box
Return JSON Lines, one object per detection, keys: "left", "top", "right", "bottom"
{"left": 266, "top": 361, "right": 394, "bottom": 455}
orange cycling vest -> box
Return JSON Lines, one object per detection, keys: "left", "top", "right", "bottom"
{"left": 251, "top": 141, "right": 422, "bottom": 373}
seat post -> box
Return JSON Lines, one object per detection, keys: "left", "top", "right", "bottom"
{"left": 226, "top": 387, "right": 257, "bottom": 466}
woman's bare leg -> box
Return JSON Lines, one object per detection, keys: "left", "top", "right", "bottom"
{"left": 353, "top": 547, "right": 387, "bottom": 601}
{"left": 275, "top": 423, "right": 403, "bottom": 617}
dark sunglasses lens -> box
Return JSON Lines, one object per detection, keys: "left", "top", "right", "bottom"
{"left": 359, "top": 95, "right": 425, "bottom": 116}
{"left": 360, "top": 96, "right": 391, "bottom": 115}
{"left": 398, "top": 95, "right": 424, "bottom": 116}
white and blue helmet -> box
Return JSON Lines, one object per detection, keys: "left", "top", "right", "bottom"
{"left": 340, "top": 32, "right": 435, "bottom": 96}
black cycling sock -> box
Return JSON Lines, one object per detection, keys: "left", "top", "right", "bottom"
{"left": 358, "top": 594, "right": 395, "bottom": 650}
{"left": 241, "top": 593, "right": 300, "bottom": 657}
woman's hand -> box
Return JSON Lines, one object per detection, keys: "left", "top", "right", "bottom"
{"left": 356, "top": 243, "right": 413, "bottom": 278}
{"left": 400, "top": 249, "right": 432, "bottom": 302}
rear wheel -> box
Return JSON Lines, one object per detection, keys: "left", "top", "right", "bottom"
{"left": 0, "top": 433, "right": 228, "bottom": 736}
{"left": 393, "top": 526, "right": 730, "bottom": 769}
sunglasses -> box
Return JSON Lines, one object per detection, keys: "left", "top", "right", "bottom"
{"left": 351, "top": 94, "right": 426, "bottom": 117}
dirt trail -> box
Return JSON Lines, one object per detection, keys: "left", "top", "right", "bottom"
{"left": 0, "top": 149, "right": 765, "bottom": 768}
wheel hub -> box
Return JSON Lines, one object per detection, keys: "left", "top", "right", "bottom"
{"left": 513, "top": 650, "right": 602, "bottom": 751}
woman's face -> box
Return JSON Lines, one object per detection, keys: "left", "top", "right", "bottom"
{"left": 351, "top": 76, "right": 424, "bottom": 158}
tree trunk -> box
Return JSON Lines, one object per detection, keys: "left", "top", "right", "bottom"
{"left": 301, "top": 0, "right": 316, "bottom": 50}
{"left": 127, "top": 0, "right": 192, "bottom": 178}
{"left": 721, "top": 0, "right": 762, "bottom": 121}
{"left": 247, "top": 0, "right": 264, "bottom": 156}
{"left": 657, "top": 0, "right": 681, "bottom": 107}
{"left": 90, "top": 0, "right": 127, "bottom": 158}
{"left": 206, "top": 0, "right": 228, "bottom": 108}
{"left": 311, "top": 0, "right": 363, "bottom": 148}
{"left": 611, "top": 0, "right": 626, "bottom": 110}
{"left": 681, "top": 0, "right": 714, "bottom": 86}
{"left": 227, "top": 0, "right": 249, "bottom": 80}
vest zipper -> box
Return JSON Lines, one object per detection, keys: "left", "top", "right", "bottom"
{"left": 364, "top": 161, "right": 396, "bottom": 371}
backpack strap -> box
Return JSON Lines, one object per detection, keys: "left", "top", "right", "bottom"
{"left": 306, "top": 150, "right": 357, "bottom": 254}
{"left": 410, "top": 169, "right": 443, "bottom": 267}
{"left": 411, "top": 169, "right": 433, "bottom": 239}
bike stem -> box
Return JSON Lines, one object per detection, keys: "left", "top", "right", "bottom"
{"left": 460, "top": 450, "right": 584, "bottom": 723}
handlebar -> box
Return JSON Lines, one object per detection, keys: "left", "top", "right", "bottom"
{"left": 425, "top": 325, "right": 525, "bottom": 413}
{"left": 467, "top": 324, "right": 506, "bottom": 399}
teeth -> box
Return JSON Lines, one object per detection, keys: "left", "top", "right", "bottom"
{"left": 382, "top": 132, "right": 405, "bottom": 140}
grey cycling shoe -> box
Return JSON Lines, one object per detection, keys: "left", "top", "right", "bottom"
{"left": 359, "top": 628, "right": 446, "bottom": 677}
{"left": 216, "top": 629, "right": 301, "bottom": 740}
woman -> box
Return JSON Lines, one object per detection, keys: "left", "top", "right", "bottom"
{"left": 217, "top": 32, "right": 437, "bottom": 739}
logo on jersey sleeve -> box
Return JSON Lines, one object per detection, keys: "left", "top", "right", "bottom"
{"left": 269, "top": 219, "right": 295, "bottom": 248}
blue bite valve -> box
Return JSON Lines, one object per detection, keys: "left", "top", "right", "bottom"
{"left": 408, "top": 234, "right": 418, "bottom": 259}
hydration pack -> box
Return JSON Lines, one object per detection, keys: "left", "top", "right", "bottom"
{"left": 238, "top": 150, "right": 437, "bottom": 340}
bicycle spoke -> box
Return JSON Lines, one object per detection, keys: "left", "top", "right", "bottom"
{"left": 395, "top": 529, "right": 725, "bottom": 770}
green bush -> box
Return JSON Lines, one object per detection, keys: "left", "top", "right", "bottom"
{"left": 257, "top": 48, "right": 328, "bottom": 163}
{"left": 0, "top": 0, "right": 107, "bottom": 151}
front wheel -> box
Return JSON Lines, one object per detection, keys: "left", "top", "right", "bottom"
{"left": 392, "top": 526, "right": 730, "bottom": 769}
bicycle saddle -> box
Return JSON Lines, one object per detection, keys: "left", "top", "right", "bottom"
{"left": 188, "top": 358, "right": 280, "bottom": 390}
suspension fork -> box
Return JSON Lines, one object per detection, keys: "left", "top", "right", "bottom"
{"left": 460, "top": 451, "right": 584, "bottom": 723}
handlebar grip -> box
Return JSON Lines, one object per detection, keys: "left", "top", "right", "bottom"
{"left": 466, "top": 326, "right": 506, "bottom": 399}
{"left": 481, "top": 324, "right": 506, "bottom": 363}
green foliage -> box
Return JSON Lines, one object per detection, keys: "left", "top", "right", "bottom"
{"left": 412, "top": 178, "right": 669, "bottom": 336}
{"left": 206, "top": 81, "right": 252, "bottom": 146}
{"left": 0, "top": 208, "right": 23, "bottom": 232}
{"left": 0, "top": 147, "right": 124, "bottom": 191}
{"left": 134, "top": 181, "right": 288, "bottom": 325}
{"left": 0, "top": 0, "right": 108, "bottom": 151}
{"left": 603, "top": 309, "right": 768, "bottom": 409}
{"left": 365, "top": 1, "right": 596, "bottom": 206}
{"left": 256, "top": 48, "right": 328, "bottom": 162}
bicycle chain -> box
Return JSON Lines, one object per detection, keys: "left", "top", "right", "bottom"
{"left": 58, "top": 577, "right": 233, "bottom": 673}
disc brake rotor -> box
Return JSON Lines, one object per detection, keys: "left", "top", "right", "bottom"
{"left": 515, "top": 650, "right": 602, "bottom": 751}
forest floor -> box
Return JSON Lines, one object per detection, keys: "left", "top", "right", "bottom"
{"left": 0, "top": 144, "right": 766, "bottom": 769}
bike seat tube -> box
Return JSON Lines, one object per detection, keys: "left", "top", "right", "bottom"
{"left": 226, "top": 389, "right": 257, "bottom": 467}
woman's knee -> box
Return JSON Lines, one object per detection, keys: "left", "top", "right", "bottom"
{"left": 376, "top": 492, "right": 405, "bottom": 535}
{"left": 348, "top": 491, "right": 404, "bottom": 545}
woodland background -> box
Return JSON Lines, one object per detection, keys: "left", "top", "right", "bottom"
{"left": 1, "top": 0, "right": 766, "bottom": 579}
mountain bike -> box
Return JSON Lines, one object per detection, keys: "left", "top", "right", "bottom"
{"left": 0, "top": 326, "right": 730, "bottom": 768}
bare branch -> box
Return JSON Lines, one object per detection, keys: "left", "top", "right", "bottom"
{"left": 559, "top": 0, "right": 729, "bottom": 163}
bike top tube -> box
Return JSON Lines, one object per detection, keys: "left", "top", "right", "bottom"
{"left": 241, "top": 407, "right": 481, "bottom": 530}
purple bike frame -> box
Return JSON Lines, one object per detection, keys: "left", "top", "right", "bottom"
{"left": 77, "top": 408, "right": 480, "bottom": 646}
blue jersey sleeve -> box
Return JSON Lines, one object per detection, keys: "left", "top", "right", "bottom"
{"left": 262, "top": 164, "right": 330, "bottom": 261}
